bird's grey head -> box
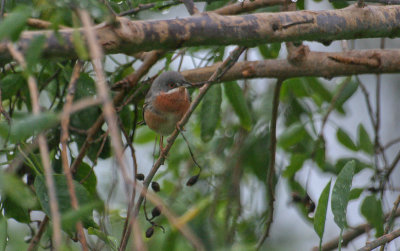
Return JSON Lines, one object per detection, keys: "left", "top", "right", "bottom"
{"left": 148, "top": 71, "right": 192, "bottom": 95}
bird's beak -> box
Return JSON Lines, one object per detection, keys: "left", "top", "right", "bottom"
{"left": 180, "top": 80, "right": 193, "bottom": 88}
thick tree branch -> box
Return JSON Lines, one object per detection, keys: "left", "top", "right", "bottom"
{"left": 1, "top": 5, "right": 399, "bottom": 62}
{"left": 181, "top": 49, "right": 400, "bottom": 82}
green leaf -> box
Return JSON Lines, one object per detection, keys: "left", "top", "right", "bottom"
{"left": 34, "top": 174, "right": 97, "bottom": 229}
{"left": 314, "top": 180, "right": 331, "bottom": 248}
{"left": 0, "top": 171, "right": 36, "bottom": 209}
{"left": 331, "top": 160, "right": 355, "bottom": 230}
{"left": 283, "top": 154, "right": 306, "bottom": 178}
{"left": 26, "top": 35, "right": 46, "bottom": 73}
{"left": 0, "top": 112, "right": 59, "bottom": 143}
{"left": 201, "top": 84, "right": 222, "bottom": 142}
{"left": 258, "top": 43, "right": 281, "bottom": 59}
{"left": 224, "top": 82, "right": 252, "bottom": 131}
{"left": 336, "top": 128, "right": 357, "bottom": 151}
{"left": 331, "top": 0, "right": 349, "bottom": 9}
{"left": 1, "top": 74, "right": 25, "bottom": 100}
{"left": 61, "top": 201, "right": 101, "bottom": 232}
{"left": 0, "top": 6, "right": 30, "bottom": 41}
{"left": 3, "top": 198, "right": 30, "bottom": 223}
{"left": 278, "top": 122, "right": 307, "bottom": 149}
{"left": 334, "top": 158, "right": 371, "bottom": 174}
{"left": 361, "top": 195, "right": 384, "bottom": 237}
{"left": 334, "top": 79, "right": 358, "bottom": 114}
{"left": 305, "top": 78, "right": 332, "bottom": 103}
{"left": 0, "top": 215, "right": 7, "bottom": 251}
{"left": 357, "top": 124, "right": 373, "bottom": 154}
{"left": 349, "top": 188, "right": 363, "bottom": 201}
{"left": 73, "top": 162, "right": 97, "bottom": 197}
{"left": 88, "top": 227, "right": 118, "bottom": 251}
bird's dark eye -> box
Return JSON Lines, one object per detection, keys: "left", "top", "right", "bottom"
{"left": 168, "top": 83, "right": 176, "bottom": 88}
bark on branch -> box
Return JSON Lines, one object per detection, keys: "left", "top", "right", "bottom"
{"left": 0, "top": 5, "right": 399, "bottom": 62}
{"left": 181, "top": 49, "right": 400, "bottom": 81}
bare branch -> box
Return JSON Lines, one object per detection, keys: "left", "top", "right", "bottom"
{"left": 27, "top": 216, "right": 49, "bottom": 251}
{"left": 256, "top": 78, "right": 284, "bottom": 249}
{"left": 181, "top": 49, "right": 400, "bottom": 82}
{"left": 1, "top": 5, "right": 400, "bottom": 61}
{"left": 181, "top": 0, "right": 199, "bottom": 15}
{"left": 60, "top": 60, "right": 88, "bottom": 251}
{"left": 357, "top": 228, "right": 400, "bottom": 251}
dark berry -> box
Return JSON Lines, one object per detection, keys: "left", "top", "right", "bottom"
{"left": 151, "top": 181, "right": 160, "bottom": 192}
{"left": 136, "top": 173, "right": 145, "bottom": 180}
{"left": 151, "top": 206, "right": 161, "bottom": 218}
{"left": 186, "top": 174, "right": 199, "bottom": 186}
{"left": 145, "top": 226, "right": 154, "bottom": 238}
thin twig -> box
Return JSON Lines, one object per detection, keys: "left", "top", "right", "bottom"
{"left": 181, "top": 0, "right": 199, "bottom": 15}
{"left": 320, "top": 77, "right": 351, "bottom": 135}
{"left": 314, "top": 208, "right": 400, "bottom": 251}
{"left": 256, "top": 78, "right": 284, "bottom": 249}
{"left": 78, "top": 9, "right": 134, "bottom": 193}
{"left": 119, "top": 46, "right": 246, "bottom": 251}
{"left": 357, "top": 228, "right": 400, "bottom": 251}
{"left": 27, "top": 216, "right": 49, "bottom": 251}
{"left": 382, "top": 194, "right": 400, "bottom": 238}
{"left": 384, "top": 137, "right": 400, "bottom": 150}
{"left": 60, "top": 60, "right": 88, "bottom": 251}
{"left": 7, "top": 43, "right": 62, "bottom": 250}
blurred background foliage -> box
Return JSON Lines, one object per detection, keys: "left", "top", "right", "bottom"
{"left": 0, "top": 0, "right": 399, "bottom": 250}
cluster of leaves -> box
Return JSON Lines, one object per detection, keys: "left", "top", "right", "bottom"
{"left": 0, "top": 0, "right": 391, "bottom": 250}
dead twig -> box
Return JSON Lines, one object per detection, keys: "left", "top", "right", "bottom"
{"left": 60, "top": 60, "right": 88, "bottom": 251}
{"left": 256, "top": 78, "right": 284, "bottom": 249}
{"left": 7, "top": 42, "right": 62, "bottom": 251}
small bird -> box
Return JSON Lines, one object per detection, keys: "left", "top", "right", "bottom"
{"left": 143, "top": 71, "right": 192, "bottom": 139}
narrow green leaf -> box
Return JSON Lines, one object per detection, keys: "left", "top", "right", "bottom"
{"left": 331, "top": 160, "right": 355, "bottom": 230}
{"left": 314, "top": 180, "right": 331, "bottom": 248}
{"left": 0, "top": 112, "right": 59, "bottom": 143}
{"left": 224, "top": 82, "right": 252, "bottom": 131}
{"left": 283, "top": 154, "right": 306, "bottom": 178}
{"left": 357, "top": 124, "right": 373, "bottom": 154}
{"left": 305, "top": 78, "right": 333, "bottom": 103}
{"left": 0, "top": 172, "right": 36, "bottom": 209}
{"left": 349, "top": 188, "right": 363, "bottom": 201}
{"left": 361, "top": 195, "right": 384, "bottom": 237}
{"left": 0, "top": 6, "right": 30, "bottom": 41}
{"left": 201, "top": 84, "right": 221, "bottom": 142}
{"left": 0, "top": 74, "right": 25, "bottom": 100}
{"left": 278, "top": 122, "right": 306, "bottom": 149}
{"left": 334, "top": 79, "right": 358, "bottom": 114}
{"left": 0, "top": 215, "right": 7, "bottom": 251}
{"left": 336, "top": 128, "right": 358, "bottom": 151}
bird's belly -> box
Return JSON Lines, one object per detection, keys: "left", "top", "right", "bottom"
{"left": 144, "top": 110, "right": 181, "bottom": 136}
